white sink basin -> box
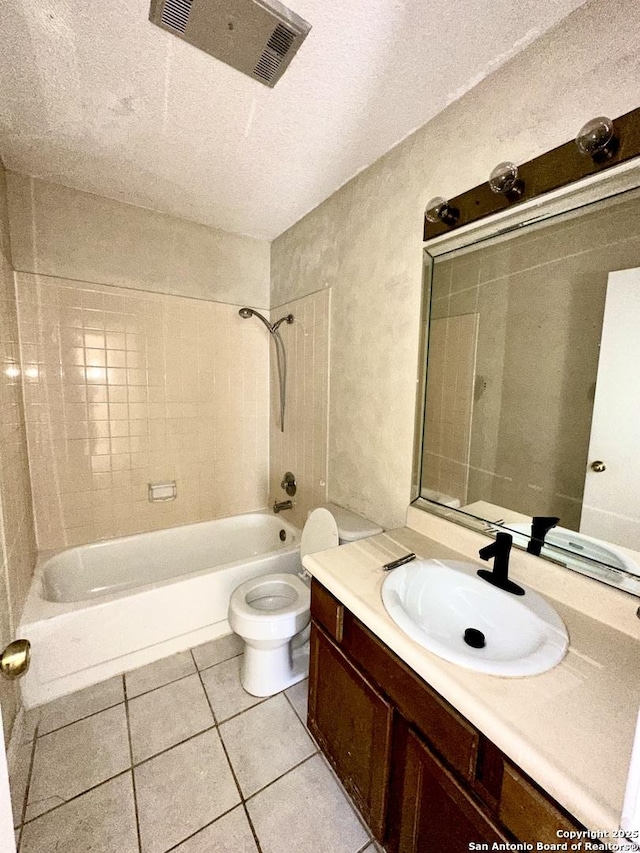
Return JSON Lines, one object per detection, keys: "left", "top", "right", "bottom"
{"left": 505, "top": 523, "right": 639, "bottom": 576}
{"left": 381, "top": 558, "right": 569, "bottom": 677}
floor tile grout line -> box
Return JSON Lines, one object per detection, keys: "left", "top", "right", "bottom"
{"left": 243, "top": 750, "right": 319, "bottom": 804}
{"left": 33, "top": 698, "right": 125, "bottom": 740}
{"left": 15, "top": 725, "right": 39, "bottom": 845}
{"left": 126, "top": 667, "right": 198, "bottom": 703}
{"left": 20, "top": 769, "right": 132, "bottom": 827}
{"left": 162, "top": 803, "right": 245, "bottom": 853}
{"left": 194, "top": 660, "right": 264, "bottom": 853}
{"left": 194, "top": 649, "right": 244, "bottom": 674}
{"left": 241, "top": 802, "right": 264, "bottom": 853}
{"left": 19, "top": 718, "right": 224, "bottom": 830}
{"left": 282, "top": 685, "right": 308, "bottom": 728}
{"left": 27, "top": 647, "right": 244, "bottom": 741}
{"left": 123, "top": 674, "right": 143, "bottom": 853}
{"left": 131, "top": 723, "right": 218, "bottom": 770}
{"left": 192, "top": 651, "right": 219, "bottom": 727}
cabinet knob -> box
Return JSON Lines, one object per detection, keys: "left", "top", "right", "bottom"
{"left": 590, "top": 460, "right": 607, "bottom": 473}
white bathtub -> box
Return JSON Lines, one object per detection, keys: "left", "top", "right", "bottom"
{"left": 19, "top": 511, "right": 300, "bottom": 707}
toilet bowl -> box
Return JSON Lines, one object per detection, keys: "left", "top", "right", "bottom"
{"left": 228, "top": 503, "right": 382, "bottom": 697}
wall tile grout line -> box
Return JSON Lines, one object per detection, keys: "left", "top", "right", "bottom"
{"left": 123, "top": 674, "right": 143, "bottom": 853}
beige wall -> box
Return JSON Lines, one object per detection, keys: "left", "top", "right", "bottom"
{"left": 0, "top": 162, "right": 37, "bottom": 746}
{"left": 7, "top": 174, "right": 270, "bottom": 308}
{"left": 271, "top": 0, "right": 640, "bottom": 530}
{"left": 17, "top": 274, "right": 269, "bottom": 549}
{"left": 269, "top": 290, "right": 330, "bottom": 529}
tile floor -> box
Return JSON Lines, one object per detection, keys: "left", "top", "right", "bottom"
{"left": 10, "top": 634, "right": 383, "bottom": 853}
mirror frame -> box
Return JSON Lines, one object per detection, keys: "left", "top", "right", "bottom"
{"left": 412, "top": 157, "right": 640, "bottom": 595}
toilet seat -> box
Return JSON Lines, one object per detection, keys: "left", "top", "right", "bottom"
{"left": 230, "top": 573, "right": 310, "bottom": 623}
{"left": 300, "top": 507, "right": 339, "bottom": 558}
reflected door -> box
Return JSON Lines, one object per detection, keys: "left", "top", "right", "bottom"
{"left": 580, "top": 268, "right": 640, "bottom": 549}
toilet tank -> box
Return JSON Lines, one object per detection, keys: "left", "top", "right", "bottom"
{"left": 322, "top": 503, "right": 383, "bottom": 544}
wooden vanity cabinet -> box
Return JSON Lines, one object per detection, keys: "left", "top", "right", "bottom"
{"left": 308, "top": 579, "right": 586, "bottom": 852}
{"left": 308, "top": 622, "right": 393, "bottom": 838}
{"left": 391, "top": 721, "right": 508, "bottom": 852}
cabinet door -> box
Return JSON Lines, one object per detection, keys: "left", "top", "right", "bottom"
{"left": 308, "top": 622, "right": 393, "bottom": 841}
{"left": 396, "top": 726, "right": 508, "bottom": 853}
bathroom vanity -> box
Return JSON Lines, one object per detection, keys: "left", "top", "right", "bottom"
{"left": 309, "top": 580, "right": 583, "bottom": 849}
{"left": 303, "top": 508, "right": 640, "bottom": 850}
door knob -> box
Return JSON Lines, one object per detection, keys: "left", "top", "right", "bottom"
{"left": 591, "top": 460, "right": 607, "bottom": 473}
{"left": 0, "top": 639, "right": 31, "bottom": 680}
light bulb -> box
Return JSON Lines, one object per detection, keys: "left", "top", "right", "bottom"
{"left": 575, "top": 117, "right": 618, "bottom": 161}
{"left": 489, "top": 162, "right": 523, "bottom": 198}
{"left": 425, "top": 197, "right": 458, "bottom": 226}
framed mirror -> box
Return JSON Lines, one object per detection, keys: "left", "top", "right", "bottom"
{"left": 414, "top": 160, "right": 640, "bottom": 596}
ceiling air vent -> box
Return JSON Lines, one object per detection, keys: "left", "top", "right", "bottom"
{"left": 254, "top": 22, "right": 295, "bottom": 83}
{"left": 160, "top": 0, "right": 193, "bottom": 33}
{"left": 149, "top": 0, "right": 311, "bottom": 88}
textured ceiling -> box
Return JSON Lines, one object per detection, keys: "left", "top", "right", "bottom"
{"left": 0, "top": 0, "right": 586, "bottom": 240}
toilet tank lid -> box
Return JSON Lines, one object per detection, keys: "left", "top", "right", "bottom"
{"left": 322, "top": 503, "right": 383, "bottom": 542}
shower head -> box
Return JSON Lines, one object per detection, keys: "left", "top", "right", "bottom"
{"left": 238, "top": 307, "right": 273, "bottom": 333}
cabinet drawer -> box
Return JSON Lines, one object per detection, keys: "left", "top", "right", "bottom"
{"left": 344, "top": 614, "right": 479, "bottom": 782}
{"left": 499, "top": 762, "right": 583, "bottom": 843}
{"left": 311, "top": 578, "right": 344, "bottom": 642}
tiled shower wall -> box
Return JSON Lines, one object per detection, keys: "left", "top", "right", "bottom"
{"left": 17, "top": 274, "right": 270, "bottom": 550}
{"left": 269, "top": 290, "right": 330, "bottom": 529}
{"left": 0, "top": 162, "right": 36, "bottom": 745}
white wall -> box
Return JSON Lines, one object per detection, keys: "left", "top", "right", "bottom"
{"left": 271, "top": 0, "right": 640, "bottom": 530}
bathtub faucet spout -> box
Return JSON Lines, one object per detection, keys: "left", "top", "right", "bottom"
{"left": 273, "top": 500, "right": 293, "bottom": 514}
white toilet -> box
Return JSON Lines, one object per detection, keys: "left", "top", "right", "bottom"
{"left": 228, "top": 503, "right": 382, "bottom": 697}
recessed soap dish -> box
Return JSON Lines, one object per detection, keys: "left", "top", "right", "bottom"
{"left": 148, "top": 481, "right": 177, "bottom": 502}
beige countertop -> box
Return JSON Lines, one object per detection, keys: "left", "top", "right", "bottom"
{"left": 302, "top": 508, "right": 640, "bottom": 835}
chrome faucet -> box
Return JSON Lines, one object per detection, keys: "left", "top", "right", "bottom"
{"left": 273, "top": 500, "right": 293, "bottom": 514}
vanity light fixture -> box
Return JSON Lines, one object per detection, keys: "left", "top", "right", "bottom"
{"left": 488, "top": 161, "right": 524, "bottom": 200}
{"left": 425, "top": 196, "right": 459, "bottom": 226}
{"left": 575, "top": 116, "right": 619, "bottom": 162}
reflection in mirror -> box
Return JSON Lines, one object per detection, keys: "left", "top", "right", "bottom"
{"left": 418, "top": 182, "right": 640, "bottom": 595}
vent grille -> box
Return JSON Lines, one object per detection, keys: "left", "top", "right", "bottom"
{"left": 268, "top": 23, "right": 295, "bottom": 57}
{"left": 161, "top": 0, "right": 193, "bottom": 32}
{"left": 253, "top": 23, "right": 295, "bottom": 82}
